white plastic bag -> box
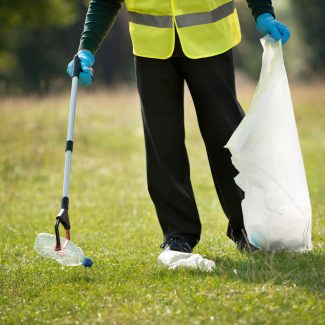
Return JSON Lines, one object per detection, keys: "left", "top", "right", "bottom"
{"left": 225, "top": 37, "right": 312, "bottom": 252}
{"left": 157, "top": 250, "right": 215, "bottom": 272}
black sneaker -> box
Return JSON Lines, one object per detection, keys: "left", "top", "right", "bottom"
{"left": 236, "top": 230, "right": 259, "bottom": 253}
{"left": 160, "top": 234, "right": 192, "bottom": 253}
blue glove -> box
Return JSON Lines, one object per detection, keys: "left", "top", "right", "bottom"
{"left": 67, "top": 49, "right": 95, "bottom": 86}
{"left": 256, "top": 13, "right": 291, "bottom": 45}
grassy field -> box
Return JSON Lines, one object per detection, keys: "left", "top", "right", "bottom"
{"left": 0, "top": 84, "right": 324, "bottom": 324}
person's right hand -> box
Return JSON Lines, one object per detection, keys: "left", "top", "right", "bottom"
{"left": 67, "top": 49, "right": 95, "bottom": 86}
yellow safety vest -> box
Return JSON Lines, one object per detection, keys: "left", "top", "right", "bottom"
{"left": 125, "top": 0, "right": 241, "bottom": 59}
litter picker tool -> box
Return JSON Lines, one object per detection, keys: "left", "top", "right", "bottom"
{"left": 34, "top": 56, "right": 93, "bottom": 267}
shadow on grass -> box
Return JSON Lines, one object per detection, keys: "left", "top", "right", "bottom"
{"left": 211, "top": 250, "right": 325, "bottom": 293}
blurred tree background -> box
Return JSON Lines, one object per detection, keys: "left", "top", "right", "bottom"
{"left": 0, "top": 0, "right": 324, "bottom": 94}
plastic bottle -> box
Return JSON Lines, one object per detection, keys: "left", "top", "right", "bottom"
{"left": 34, "top": 233, "right": 93, "bottom": 267}
{"left": 158, "top": 251, "right": 215, "bottom": 272}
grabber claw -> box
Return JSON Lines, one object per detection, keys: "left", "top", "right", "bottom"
{"left": 55, "top": 197, "right": 71, "bottom": 251}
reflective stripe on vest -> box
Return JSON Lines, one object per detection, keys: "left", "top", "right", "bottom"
{"left": 176, "top": 1, "right": 235, "bottom": 28}
{"left": 128, "top": 12, "right": 173, "bottom": 28}
{"left": 128, "top": 0, "right": 235, "bottom": 28}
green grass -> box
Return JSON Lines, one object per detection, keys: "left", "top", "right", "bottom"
{"left": 0, "top": 86, "right": 324, "bottom": 324}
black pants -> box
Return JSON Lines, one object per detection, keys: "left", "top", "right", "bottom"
{"left": 135, "top": 50, "right": 245, "bottom": 249}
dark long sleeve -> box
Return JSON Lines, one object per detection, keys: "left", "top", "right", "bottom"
{"left": 246, "top": 0, "right": 275, "bottom": 21}
{"left": 79, "top": 0, "right": 124, "bottom": 54}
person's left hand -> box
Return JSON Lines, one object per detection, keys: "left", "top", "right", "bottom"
{"left": 256, "top": 13, "right": 291, "bottom": 45}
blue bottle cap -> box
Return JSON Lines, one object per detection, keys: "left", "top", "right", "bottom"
{"left": 82, "top": 257, "right": 93, "bottom": 268}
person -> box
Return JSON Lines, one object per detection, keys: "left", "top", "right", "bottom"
{"left": 67, "top": 0, "right": 290, "bottom": 253}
